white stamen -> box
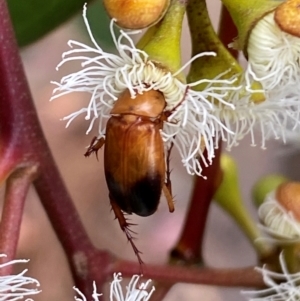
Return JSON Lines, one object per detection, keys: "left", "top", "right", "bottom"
{"left": 74, "top": 273, "right": 155, "bottom": 301}
{"left": 242, "top": 253, "right": 300, "bottom": 300}
{"left": 173, "top": 51, "right": 216, "bottom": 77}
{"left": 0, "top": 255, "right": 41, "bottom": 301}
{"left": 257, "top": 191, "right": 300, "bottom": 244}
{"left": 246, "top": 11, "right": 300, "bottom": 93}
{"left": 216, "top": 84, "right": 300, "bottom": 151}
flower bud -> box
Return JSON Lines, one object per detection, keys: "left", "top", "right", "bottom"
{"left": 214, "top": 154, "right": 272, "bottom": 257}
{"left": 258, "top": 182, "right": 300, "bottom": 241}
{"left": 275, "top": 0, "right": 300, "bottom": 38}
{"left": 103, "top": 0, "right": 170, "bottom": 29}
{"left": 220, "top": 0, "right": 280, "bottom": 52}
{"left": 260, "top": 182, "right": 300, "bottom": 273}
{"left": 252, "top": 174, "right": 288, "bottom": 208}
{"left": 276, "top": 182, "right": 300, "bottom": 221}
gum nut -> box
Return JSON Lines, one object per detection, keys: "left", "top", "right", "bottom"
{"left": 275, "top": 0, "right": 300, "bottom": 37}
{"left": 276, "top": 182, "right": 300, "bottom": 221}
{"left": 103, "top": 0, "right": 170, "bottom": 29}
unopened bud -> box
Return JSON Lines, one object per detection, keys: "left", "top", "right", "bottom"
{"left": 257, "top": 181, "right": 300, "bottom": 241}
{"left": 275, "top": 0, "right": 300, "bottom": 38}
{"left": 252, "top": 174, "right": 288, "bottom": 207}
{"left": 103, "top": 0, "right": 170, "bottom": 29}
{"left": 276, "top": 182, "right": 300, "bottom": 221}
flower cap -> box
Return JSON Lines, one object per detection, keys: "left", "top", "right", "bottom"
{"left": 216, "top": 81, "right": 300, "bottom": 150}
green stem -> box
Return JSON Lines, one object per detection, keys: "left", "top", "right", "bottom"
{"left": 214, "top": 154, "right": 272, "bottom": 258}
{"left": 187, "top": 0, "right": 242, "bottom": 88}
{"left": 170, "top": 144, "right": 223, "bottom": 264}
{"left": 282, "top": 243, "right": 300, "bottom": 273}
{"left": 142, "top": 0, "right": 186, "bottom": 78}
{"left": 220, "top": 0, "right": 281, "bottom": 52}
{"left": 187, "top": 0, "right": 265, "bottom": 102}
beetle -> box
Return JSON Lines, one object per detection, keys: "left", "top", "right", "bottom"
{"left": 85, "top": 88, "right": 178, "bottom": 264}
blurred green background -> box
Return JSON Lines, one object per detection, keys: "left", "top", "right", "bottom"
{"left": 8, "top": 0, "right": 115, "bottom": 48}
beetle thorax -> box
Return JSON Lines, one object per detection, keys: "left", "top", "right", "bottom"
{"left": 111, "top": 89, "right": 166, "bottom": 118}
{"left": 121, "top": 114, "right": 140, "bottom": 123}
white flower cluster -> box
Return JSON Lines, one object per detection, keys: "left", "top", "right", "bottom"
{"left": 0, "top": 255, "right": 40, "bottom": 301}
{"left": 258, "top": 191, "right": 300, "bottom": 243}
{"left": 74, "top": 273, "right": 155, "bottom": 301}
{"left": 241, "top": 11, "right": 300, "bottom": 148}
{"left": 243, "top": 253, "right": 300, "bottom": 301}
{"left": 247, "top": 12, "right": 300, "bottom": 92}
{"left": 52, "top": 5, "right": 300, "bottom": 176}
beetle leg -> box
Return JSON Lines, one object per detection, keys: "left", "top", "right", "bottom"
{"left": 162, "top": 184, "right": 174, "bottom": 213}
{"left": 163, "top": 142, "right": 174, "bottom": 213}
{"left": 110, "top": 197, "right": 144, "bottom": 266}
{"left": 84, "top": 137, "right": 105, "bottom": 159}
{"left": 165, "top": 142, "right": 174, "bottom": 194}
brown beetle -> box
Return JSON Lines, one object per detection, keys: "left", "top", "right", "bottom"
{"left": 85, "top": 88, "right": 175, "bottom": 264}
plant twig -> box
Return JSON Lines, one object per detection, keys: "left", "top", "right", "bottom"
{"left": 113, "top": 259, "right": 264, "bottom": 288}
{"left": 0, "top": 0, "right": 109, "bottom": 295}
{"left": 170, "top": 144, "right": 222, "bottom": 264}
{"left": 0, "top": 166, "right": 38, "bottom": 275}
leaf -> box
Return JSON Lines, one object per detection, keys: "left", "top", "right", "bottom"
{"left": 83, "top": 1, "right": 116, "bottom": 49}
{"left": 7, "top": 0, "right": 94, "bottom": 47}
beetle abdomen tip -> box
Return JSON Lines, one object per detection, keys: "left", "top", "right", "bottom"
{"left": 106, "top": 172, "right": 162, "bottom": 217}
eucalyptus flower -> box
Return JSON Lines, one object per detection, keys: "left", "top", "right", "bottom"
{"left": 226, "top": 15, "right": 300, "bottom": 149}
{"left": 243, "top": 6, "right": 300, "bottom": 151}
{"left": 243, "top": 253, "right": 300, "bottom": 301}
{"left": 221, "top": 1, "right": 300, "bottom": 95}
{"left": 216, "top": 0, "right": 300, "bottom": 150}
{"left": 258, "top": 188, "right": 300, "bottom": 243}
{"left": 0, "top": 255, "right": 41, "bottom": 301}
{"left": 246, "top": 11, "right": 300, "bottom": 93}
{"left": 214, "top": 83, "right": 300, "bottom": 150}
{"left": 51, "top": 4, "right": 238, "bottom": 177}
{"left": 74, "top": 273, "right": 155, "bottom": 301}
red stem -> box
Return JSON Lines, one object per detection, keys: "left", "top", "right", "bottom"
{"left": 170, "top": 145, "right": 222, "bottom": 263}
{"left": 170, "top": 2, "right": 239, "bottom": 265}
{"left": 113, "top": 259, "right": 264, "bottom": 288}
{"left": 0, "top": 166, "right": 38, "bottom": 275}
{"left": 0, "top": 0, "right": 91, "bottom": 252}
{"left": 0, "top": 0, "right": 109, "bottom": 294}
{"left": 218, "top": 5, "right": 239, "bottom": 58}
